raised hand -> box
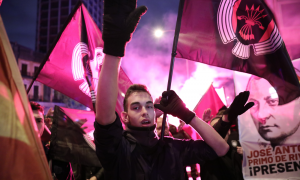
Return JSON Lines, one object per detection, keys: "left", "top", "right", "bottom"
{"left": 226, "top": 91, "right": 254, "bottom": 121}
{"left": 102, "top": 0, "right": 147, "bottom": 57}
{"left": 202, "top": 108, "right": 213, "bottom": 123}
{"left": 154, "top": 90, "right": 195, "bottom": 124}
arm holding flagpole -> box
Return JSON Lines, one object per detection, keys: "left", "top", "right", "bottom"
{"left": 155, "top": 90, "right": 229, "bottom": 156}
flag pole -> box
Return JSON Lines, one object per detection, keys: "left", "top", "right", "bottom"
{"left": 80, "top": 8, "right": 96, "bottom": 113}
{"left": 160, "top": 0, "right": 185, "bottom": 140}
{"left": 26, "top": 1, "right": 83, "bottom": 94}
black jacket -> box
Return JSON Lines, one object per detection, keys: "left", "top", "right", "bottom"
{"left": 94, "top": 113, "right": 218, "bottom": 180}
{"left": 200, "top": 118, "right": 244, "bottom": 180}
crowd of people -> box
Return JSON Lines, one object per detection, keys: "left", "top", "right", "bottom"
{"left": 27, "top": 0, "right": 262, "bottom": 179}
{"left": 32, "top": 93, "right": 249, "bottom": 180}
{"left": 31, "top": 89, "right": 250, "bottom": 180}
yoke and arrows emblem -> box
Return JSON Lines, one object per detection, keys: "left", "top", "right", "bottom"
{"left": 217, "top": 0, "right": 283, "bottom": 59}
{"left": 238, "top": 5, "right": 267, "bottom": 41}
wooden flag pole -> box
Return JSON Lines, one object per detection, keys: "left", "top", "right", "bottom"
{"left": 160, "top": 0, "right": 185, "bottom": 140}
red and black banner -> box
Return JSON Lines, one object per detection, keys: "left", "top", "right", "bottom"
{"left": 176, "top": 0, "right": 300, "bottom": 105}
{"left": 35, "top": 2, "right": 132, "bottom": 113}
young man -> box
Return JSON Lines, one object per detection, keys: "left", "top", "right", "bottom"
{"left": 246, "top": 76, "right": 300, "bottom": 147}
{"left": 30, "top": 101, "right": 45, "bottom": 137}
{"left": 30, "top": 102, "right": 74, "bottom": 180}
{"left": 94, "top": 0, "right": 252, "bottom": 179}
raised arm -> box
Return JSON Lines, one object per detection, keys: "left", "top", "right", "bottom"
{"left": 154, "top": 90, "right": 228, "bottom": 156}
{"left": 95, "top": 55, "right": 121, "bottom": 125}
{"left": 210, "top": 115, "right": 231, "bottom": 138}
{"left": 189, "top": 116, "right": 229, "bottom": 156}
{"left": 95, "top": 0, "right": 147, "bottom": 125}
{"left": 154, "top": 90, "right": 254, "bottom": 157}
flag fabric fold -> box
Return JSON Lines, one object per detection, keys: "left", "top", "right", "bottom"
{"left": 176, "top": 0, "right": 300, "bottom": 105}
{"left": 49, "top": 106, "right": 101, "bottom": 167}
{"left": 0, "top": 15, "right": 52, "bottom": 180}
{"left": 36, "top": 2, "right": 132, "bottom": 113}
{"left": 193, "top": 84, "right": 225, "bottom": 120}
{"left": 182, "top": 84, "right": 225, "bottom": 140}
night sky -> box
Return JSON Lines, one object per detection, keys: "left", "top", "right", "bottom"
{"left": 0, "top": 0, "right": 38, "bottom": 49}
{"left": 0, "top": 0, "right": 179, "bottom": 50}
{"left": 0, "top": 0, "right": 231, "bottom": 110}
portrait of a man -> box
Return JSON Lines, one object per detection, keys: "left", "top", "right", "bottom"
{"left": 246, "top": 76, "right": 300, "bottom": 147}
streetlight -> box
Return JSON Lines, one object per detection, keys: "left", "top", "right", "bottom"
{"left": 153, "top": 29, "right": 175, "bottom": 38}
{"left": 154, "top": 29, "right": 164, "bottom": 38}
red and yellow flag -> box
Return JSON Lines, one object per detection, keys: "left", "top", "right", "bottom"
{"left": 0, "top": 15, "right": 52, "bottom": 179}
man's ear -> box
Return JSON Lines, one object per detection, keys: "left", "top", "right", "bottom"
{"left": 121, "top": 111, "right": 129, "bottom": 124}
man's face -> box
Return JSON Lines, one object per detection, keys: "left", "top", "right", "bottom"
{"left": 123, "top": 91, "right": 155, "bottom": 127}
{"left": 33, "top": 110, "right": 45, "bottom": 137}
{"left": 248, "top": 78, "right": 300, "bottom": 142}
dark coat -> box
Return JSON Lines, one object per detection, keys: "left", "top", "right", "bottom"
{"left": 200, "top": 118, "right": 244, "bottom": 180}
{"left": 94, "top": 113, "right": 218, "bottom": 180}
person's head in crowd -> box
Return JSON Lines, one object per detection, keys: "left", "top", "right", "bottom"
{"left": 209, "top": 106, "right": 227, "bottom": 125}
{"left": 155, "top": 117, "right": 170, "bottom": 137}
{"left": 210, "top": 106, "right": 231, "bottom": 141}
{"left": 30, "top": 101, "right": 45, "bottom": 136}
{"left": 169, "top": 123, "right": 178, "bottom": 135}
{"left": 246, "top": 76, "right": 300, "bottom": 146}
{"left": 45, "top": 108, "right": 54, "bottom": 129}
{"left": 121, "top": 84, "right": 155, "bottom": 128}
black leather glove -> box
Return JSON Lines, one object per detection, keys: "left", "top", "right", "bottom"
{"left": 225, "top": 91, "right": 254, "bottom": 121}
{"left": 154, "top": 90, "right": 195, "bottom": 124}
{"left": 102, "top": 0, "right": 147, "bottom": 57}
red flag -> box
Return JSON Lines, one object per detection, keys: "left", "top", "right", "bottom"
{"left": 193, "top": 84, "right": 225, "bottom": 120}
{"left": 176, "top": 0, "right": 300, "bottom": 105}
{"left": 0, "top": 15, "right": 52, "bottom": 179}
{"left": 182, "top": 84, "right": 224, "bottom": 140}
{"left": 36, "top": 2, "right": 132, "bottom": 113}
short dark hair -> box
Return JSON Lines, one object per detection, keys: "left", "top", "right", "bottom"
{"left": 123, "top": 84, "right": 152, "bottom": 112}
{"left": 210, "top": 105, "right": 228, "bottom": 125}
{"left": 30, "top": 101, "right": 44, "bottom": 114}
{"left": 217, "top": 105, "right": 228, "bottom": 115}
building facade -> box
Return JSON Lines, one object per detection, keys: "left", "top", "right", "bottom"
{"left": 11, "top": 42, "right": 88, "bottom": 113}
{"left": 24, "top": 0, "right": 103, "bottom": 112}
{"left": 11, "top": 42, "right": 46, "bottom": 102}
{"left": 35, "top": 0, "right": 103, "bottom": 53}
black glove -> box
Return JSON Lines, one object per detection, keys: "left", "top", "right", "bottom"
{"left": 154, "top": 90, "right": 195, "bottom": 124}
{"left": 102, "top": 0, "right": 147, "bottom": 57}
{"left": 225, "top": 91, "right": 254, "bottom": 121}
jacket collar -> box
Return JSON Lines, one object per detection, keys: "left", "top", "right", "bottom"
{"left": 124, "top": 124, "right": 159, "bottom": 147}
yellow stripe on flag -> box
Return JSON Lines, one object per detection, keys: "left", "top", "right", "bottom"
{"left": 0, "top": 15, "right": 52, "bottom": 180}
